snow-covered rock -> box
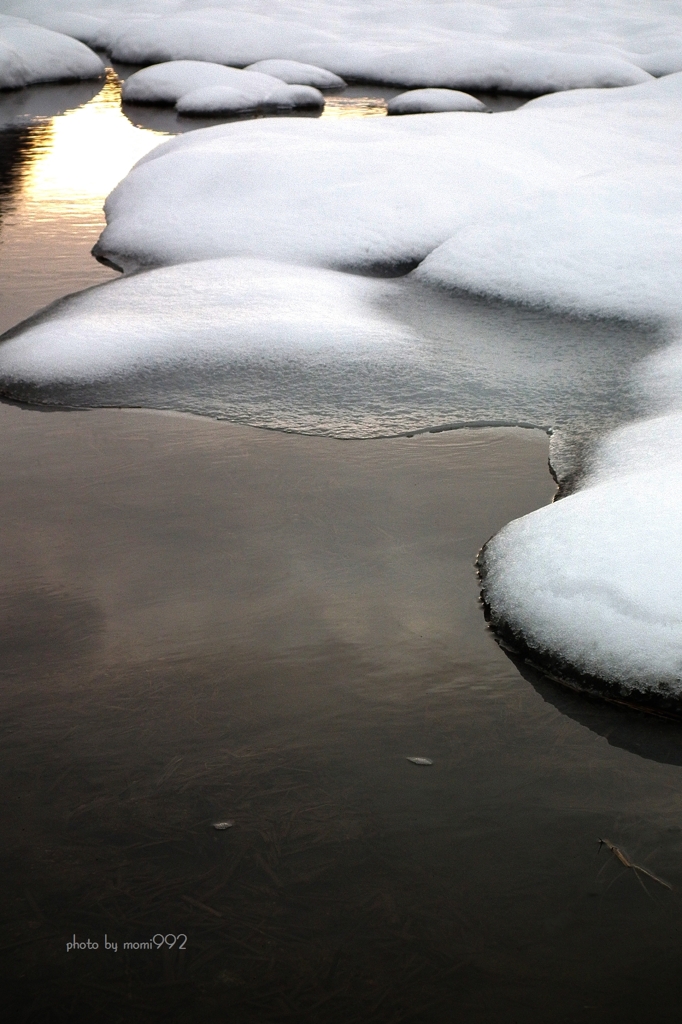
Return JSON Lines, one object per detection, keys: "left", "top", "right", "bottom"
{"left": 0, "top": 258, "right": 408, "bottom": 383}
{"left": 245, "top": 59, "right": 345, "bottom": 89}
{"left": 21, "top": 11, "right": 107, "bottom": 48}
{"left": 387, "top": 89, "right": 489, "bottom": 115}
{"left": 0, "top": 15, "right": 104, "bottom": 90}
{"left": 122, "top": 59, "right": 323, "bottom": 113}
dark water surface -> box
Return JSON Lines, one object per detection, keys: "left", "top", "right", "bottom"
{"left": 1, "top": 72, "right": 682, "bottom": 1024}
{"left": 3, "top": 407, "right": 682, "bottom": 1024}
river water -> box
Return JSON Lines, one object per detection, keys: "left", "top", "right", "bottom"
{"left": 1, "top": 68, "right": 681, "bottom": 1024}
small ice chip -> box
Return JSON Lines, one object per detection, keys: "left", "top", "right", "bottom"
{"left": 212, "top": 820, "right": 235, "bottom": 830}
{"left": 406, "top": 757, "right": 433, "bottom": 765}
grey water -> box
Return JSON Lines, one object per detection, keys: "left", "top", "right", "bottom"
{"left": 1, "top": 68, "right": 681, "bottom": 1024}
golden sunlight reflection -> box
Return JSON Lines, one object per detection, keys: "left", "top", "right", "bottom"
{"left": 22, "top": 70, "right": 166, "bottom": 221}
{"left": 0, "top": 72, "right": 390, "bottom": 336}
{"left": 321, "top": 96, "right": 388, "bottom": 118}
{"left": 0, "top": 71, "right": 166, "bottom": 334}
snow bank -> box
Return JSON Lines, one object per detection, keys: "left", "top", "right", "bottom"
{"left": 0, "top": 15, "right": 104, "bottom": 90}
{"left": 9, "top": 1, "right": 666, "bottom": 94}
{"left": 480, "top": 407, "right": 682, "bottom": 704}
{"left": 122, "top": 60, "right": 323, "bottom": 112}
{"left": 96, "top": 73, "right": 682, "bottom": 324}
{"left": 23, "top": 11, "right": 107, "bottom": 47}
{"left": 245, "top": 60, "right": 345, "bottom": 89}
{"left": 387, "top": 89, "right": 489, "bottom": 115}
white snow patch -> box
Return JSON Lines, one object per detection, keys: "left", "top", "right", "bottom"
{"left": 245, "top": 59, "right": 345, "bottom": 89}
{"left": 482, "top": 462, "right": 682, "bottom": 692}
{"left": 7, "top": 2, "right": 663, "bottom": 94}
{"left": 483, "top": 401, "right": 682, "bottom": 694}
{"left": 0, "top": 258, "right": 415, "bottom": 381}
{"left": 97, "top": 73, "right": 682, "bottom": 324}
{"left": 387, "top": 89, "right": 489, "bottom": 115}
{"left": 0, "top": 15, "right": 104, "bottom": 90}
{"left": 122, "top": 59, "right": 323, "bottom": 112}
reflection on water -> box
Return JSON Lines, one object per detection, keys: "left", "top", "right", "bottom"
{"left": 515, "top": 657, "right": 682, "bottom": 766}
{"left": 20, "top": 71, "right": 163, "bottom": 216}
{"left": 2, "top": 406, "right": 682, "bottom": 1023}
{"left": 0, "top": 70, "right": 165, "bottom": 334}
{"left": 322, "top": 95, "right": 386, "bottom": 117}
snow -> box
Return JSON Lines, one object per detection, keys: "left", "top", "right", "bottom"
{"left": 387, "top": 89, "right": 490, "bottom": 115}
{"left": 245, "top": 60, "right": 345, "bottom": 89}
{"left": 480, "top": 407, "right": 682, "bottom": 700}
{"left": 95, "top": 73, "right": 682, "bottom": 326}
{"left": 122, "top": 60, "right": 323, "bottom": 112}
{"left": 6, "top": 0, "right": 682, "bottom": 699}
{"left": 0, "top": 259, "right": 408, "bottom": 381}
{"left": 176, "top": 83, "right": 322, "bottom": 114}
{"left": 0, "top": 15, "right": 104, "bottom": 90}
{"left": 0, "top": 257, "right": 652, "bottom": 438}
{"left": 8, "top": 1, "right": 667, "bottom": 94}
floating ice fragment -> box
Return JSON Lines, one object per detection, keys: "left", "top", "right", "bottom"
{"left": 212, "top": 820, "right": 235, "bottom": 830}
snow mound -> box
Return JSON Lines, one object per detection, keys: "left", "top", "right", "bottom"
{"left": 0, "top": 256, "right": 650, "bottom": 438}
{"left": 480, "top": 407, "right": 682, "bottom": 703}
{"left": 96, "top": 74, "right": 682, "bottom": 324}
{"left": 0, "top": 15, "right": 104, "bottom": 90}
{"left": 8, "top": 5, "right": 654, "bottom": 94}
{"left": 122, "top": 60, "right": 322, "bottom": 112}
{"left": 245, "top": 59, "right": 345, "bottom": 89}
{"left": 177, "top": 83, "right": 323, "bottom": 115}
{"left": 387, "top": 89, "right": 489, "bottom": 115}
{"left": 22, "top": 11, "right": 107, "bottom": 48}
{"left": 0, "top": 258, "right": 410, "bottom": 382}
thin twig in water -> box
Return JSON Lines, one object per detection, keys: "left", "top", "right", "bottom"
{"left": 180, "top": 895, "right": 223, "bottom": 918}
{"left": 598, "top": 838, "right": 672, "bottom": 891}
